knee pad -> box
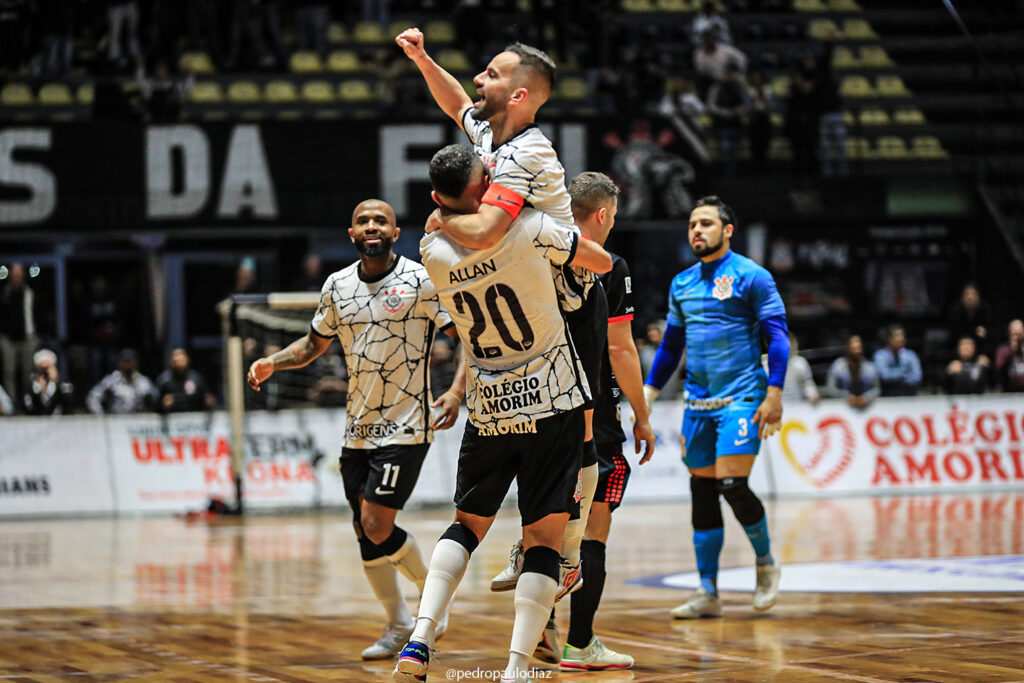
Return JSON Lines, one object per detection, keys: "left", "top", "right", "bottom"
{"left": 374, "top": 526, "right": 408, "bottom": 557}
{"left": 522, "top": 545, "right": 560, "bottom": 582}
{"left": 717, "top": 476, "right": 765, "bottom": 526}
{"left": 440, "top": 523, "right": 480, "bottom": 555}
{"left": 690, "top": 476, "right": 723, "bottom": 530}
{"left": 358, "top": 536, "right": 385, "bottom": 561}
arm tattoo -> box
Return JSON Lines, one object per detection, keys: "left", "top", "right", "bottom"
{"left": 270, "top": 336, "right": 318, "bottom": 370}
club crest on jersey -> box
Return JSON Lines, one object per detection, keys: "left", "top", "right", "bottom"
{"left": 382, "top": 287, "right": 406, "bottom": 313}
{"left": 712, "top": 275, "right": 734, "bottom": 301}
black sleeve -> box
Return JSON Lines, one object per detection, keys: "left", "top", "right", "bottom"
{"left": 602, "top": 256, "right": 635, "bottom": 322}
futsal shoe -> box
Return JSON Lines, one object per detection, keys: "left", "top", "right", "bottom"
{"left": 554, "top": 559, "right": 583, "bottom": 602}
{"left": 490, "top": 539, "right": 524, "bottom": 592}
{"left": 560, "top": 636, "right": 634, "bottom": 671}
{"left": 393, "top": 640, "right": 430, "bottom": 682}
{"left": 532, "top": 617, "right": 561, "bottom": 665}
{"left": 670, "top": 588, "right": 723, "bottom": 619}
{"left": 362, "top": 619, "right": 415, "bottom": 660}
{"left": 753, "top": 562, "right": 781, "bottom": 611}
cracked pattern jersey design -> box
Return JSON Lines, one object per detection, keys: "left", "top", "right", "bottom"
{"left": 311, "top": 257, "right": 452, "bottom": 449}
{"left": 420, "top": 208, "right": 590, "bottom": 432}
{"left": 461, "top": 108, "right": 595, "bottom": 311}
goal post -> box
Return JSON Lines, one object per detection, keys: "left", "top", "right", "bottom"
{"left": 218, "top": 291, "right": 328, "bottom": 513}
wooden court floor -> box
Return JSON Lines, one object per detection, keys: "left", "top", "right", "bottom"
{"left": 1, "top": 493, "right": 1022, "bottom": 682}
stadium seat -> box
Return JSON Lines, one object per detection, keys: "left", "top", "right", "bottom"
{"left": 339, "top": 80, "right": 375, "bottom": 102}
{"left": 227, "top": 81, "right": 261, "bottom": 103}
{"left": 771, "top": 75, "right": 791, "bottom": 97}
{"left": 424, "top": 20, "right": 456, "bottom": 43}
{"left": 893, "top": 107, "right": 926, "bottom": 125}
{"left": 859, "top": 46, "right": 894, "bottom": 68}
{"left": 841, "top": 18, "right": 877, "bottom": 39}
{"left": 302, "top": 80, "right": 335, "bottom": 103}
{"left": 437, "top": 49, "right": 471, "bottom": 72}
{"left": 556, "top": 77, "right": 588, "bottom": 100}
{"left": 328, "top": 50, "right": 362, "bottom": 72}
{"left": 876, "top": 136, "right": 908, "bottom": 159}
{"left": 807, "top": 18, "right": 840, "bottom": 40}
{"left": 353, "top": 21, "right": 386, "bottom": 43}
{"left": 793, "top": 0, "right": 827, "bottom": 11}
{"left": 179, "top": 51, "right": 215, "bottom": 74}
{"left": 911, "top": 136, "right": 948, "bottom": 158}
{"left": 189, "top": 81, "right": 223, "bottom": 103}
{"left": 842, "top": 110, "right": 855, "bottom": 125}
{"left": 877, "top": 75, "right": 911, "bottom": 97}
{"left": 388, "top": 20, "right": 413, "bottom": 39}
{"left": 769, "top": 137, "right": 792, "bottom": 160}
{"left": 265, "top": 80, "right": 298, "bottom": 103}
{"left": 858, "top": 107, "right": 890, "bottom": 125}
{"left": 76, "top": 83, "right": 94, "bottom": 105}
{"left": 840, "top": 75, "right": 874, "bottom": 97}
{"left": 656, "top": 0, "right": 693, "bottom": 11}
{"left": 622, "top": 0, "right": 655, "bottom": 11}
{"left": 831, "top": 46, "right": 859, "bottom": 69}
{"left": 828, "top": 0, "right": 861, "bottom": 10}
{"left": 1, "top": 83, "right": 33, "bottom": 105}
{"left": 290, "top": 51, "right": 323, "bottom": 73}
{"left": 328, "top": 22, "right": 348, "bottom": 43}
{"left": 845, "top": 136, "right": 872, "bottom": 159}
{"left": 38, "top": 83, "right": 73, "bottom": 106}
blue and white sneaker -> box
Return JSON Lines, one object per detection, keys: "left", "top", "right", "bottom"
{"left": 393, "top": 640, "right": 430, "bottom": 682}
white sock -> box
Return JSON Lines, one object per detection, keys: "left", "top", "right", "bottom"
{"left": 388, "top": 533, "right": 429, "bottom": 593}
{"left": 561, "top": 462, "right": 599, "bottom": 566}
{"left": 362, "top": 556, "right": 412, "bottom": 626}
{"left": 506, "top": 571, "right": 558, "bottom": 677}
{"left": 411, "top": 539, "right": 470, "bottom": 648}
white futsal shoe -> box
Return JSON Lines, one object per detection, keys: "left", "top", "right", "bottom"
{"left": 361, "top": 619, "right": 415, "bottom": 660}
{"left": 491, "top": 539, "right": 524, "bottom": 591}
{"left": 532, "top": 617, "right": 561, "bottom": 664}
{"left": 560, "top": 636, "right": 634, "bottom": 671}
{"left": 670, "top": 588, "right": 723, "bottom": 619}
{"left": 753, "top": 562, "right": 781, "bottom": 611}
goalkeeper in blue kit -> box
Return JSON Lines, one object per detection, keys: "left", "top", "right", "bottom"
{"left": 644, "top": 195, "right": 789, "bottom": 618}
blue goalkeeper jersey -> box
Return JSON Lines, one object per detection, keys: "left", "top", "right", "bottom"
{"left": 666, "top": 250, "right": 786, "bottom": 413}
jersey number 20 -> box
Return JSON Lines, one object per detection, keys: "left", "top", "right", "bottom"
{"left": 452, "top": 284, "right": 535, "bottom": 359}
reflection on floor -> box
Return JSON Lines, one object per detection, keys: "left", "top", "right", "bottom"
{"left": 1, "top": 493, "right": 1022, "bottom": 681}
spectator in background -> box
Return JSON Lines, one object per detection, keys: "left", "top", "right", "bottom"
{"left": 105, "top": 0, "right": 141, "bottom": 70}
{"left": 810, "top": 32, "right": 848, "bottom": 177}
{"left": 781, "top": 333, "right": 820, "bottom": 404}
{"left": 873, "top": 325, "right": 922, "bottom": 396}
{"left": 0, "top": 381, "right": 13, "bottom": 415}
{"left": 706, "top": 60, "right": 747, "bottom": 177}
{"left": 86, "top": 349, "right": 157, "bottom": 414}
{"left": 22, "top": 349, "right": 75, "bottom": 416}
{"left": 784, "top": 60, "right": 819, "bottom": 178}
{"left": 944, "top": 336, "right": 989, "bottom": 395}
{"left": 233, "top": 258, "right": 258, "bottom": 295}
{"left": 0, "top": 263, "right": 37, "bottom": 403}
{"left": 691, "top": 1, "right": 732, "bottom": 47}
{"left": 947, "top": 283, "right": 993, "bottom": 356}
{"left": 308, "top": 343, "right": 347, "bottom": 407}
{"left": 137, "top": 60, "right": 192, "bottom": 123}
{"left": 156, "top": 347, "right": 215, "bottom": 413}
{"left": 83, "top": 275, "right": 123, "bottom": 387}
{"left": 825, "top": 334, "right": 879, "bottom": 408}
{"left": 291, "top": 254, "right": 325, "bottom": 292}
{"left": 37, "top": 0, "right": 75, "bottom": 78}
{"left": 638, "top": 320, "right": 664, "bottom": 380}
{"left": 995, "top": 319, "right": 1024, "bottom": 392}
{"left": 295, "top": 0, "right": 330, "bottom": 60}
{"left": 429, "top": 334, "right": 456, "bottom": 399}
{"left": 746, "top": 68, "right": 775, "bottom": 172}
{"left": 693, "top": 28, "right": 746, "bottom": 101}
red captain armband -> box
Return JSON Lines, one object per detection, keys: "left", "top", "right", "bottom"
{"left": 482, "top": 183, "right": 526, "bottom": 218}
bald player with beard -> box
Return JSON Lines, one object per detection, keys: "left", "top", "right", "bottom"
{"left": 248, "top": 199, "right": 465, "bottom": 662}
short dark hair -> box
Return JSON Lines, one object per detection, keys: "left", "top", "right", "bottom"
{"left": 694, "top": 195, "right": 737, "bottom": 228}
{"left": 886, "top": 324, "right": 905, "bottom": 339}
{"left": 429, "top": 144, "right": 480, "bottom": 199}
{"left": 568, "top": 172, "right": 620, "bottom": 220}
{"left": 505, "top": 42, "right": 556, "bottom": 92}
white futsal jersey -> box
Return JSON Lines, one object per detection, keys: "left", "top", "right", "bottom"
{"left": 311, "top": 256, "right": 452, "bottom": 449}
{"left": 461, "top": 108, "right": 595, "bottom": 311}
{"left": 420, "top": 208, "right": 590, "bottom": 433}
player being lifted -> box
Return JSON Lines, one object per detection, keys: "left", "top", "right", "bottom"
{"left": 643, "top": 196, "right": 787, "bottom": 619}
{"left": 396, "top": 26, "right": 607, "bottom": 614}
{"left": 247, "top": 199, "right": 464, "bottom": 660}
{"left": 393, "top": 144, "right": 611, "bottom": 683}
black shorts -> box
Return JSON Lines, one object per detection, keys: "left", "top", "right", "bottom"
{"left": 565, "top": 283, "right": 608, "bottom": 410}
{"left": 454, "top": 408, "right": 585, "bottom": 527}
{"left": 339, "top": 443, "right": 430, "bottom": 511}
{"left": 594, "top": 441, "right": 631, "bottom": 511}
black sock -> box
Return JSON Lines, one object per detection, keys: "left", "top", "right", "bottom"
{"left": 568, "top": 539, "right": 606, "bottom": 649}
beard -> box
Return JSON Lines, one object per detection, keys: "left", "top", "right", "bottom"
{"left": 470, "top": 96, "right": 502, "bottom": 122}
{"left": 355, "top": 236, "right": 392, "bottom": 257}
{"left": 691, "top": 235, "right": 723, "bottom": 257}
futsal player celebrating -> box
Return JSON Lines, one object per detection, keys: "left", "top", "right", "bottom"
{"left": 393, "top": 144, "right": 611, "bottom": 683}
{"left": 247, "top": 199, "right": 464, "bottom": 660}
{"left": 643, "top": 196, "right": 787, "bottom": 619}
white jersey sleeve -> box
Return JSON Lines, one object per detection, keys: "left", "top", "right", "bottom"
{"left": 415, "top": 272, "right": 454, "bottom": 329}
{"left": 529, "top": 212, "right": 578, "bottom": 268}
{"left": 311, "top": 274, "right": 341, "bottom": 337}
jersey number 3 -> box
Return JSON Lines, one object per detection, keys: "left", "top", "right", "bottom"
{"left": 452, "top": 284, "right": 535, "bottom": 359}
